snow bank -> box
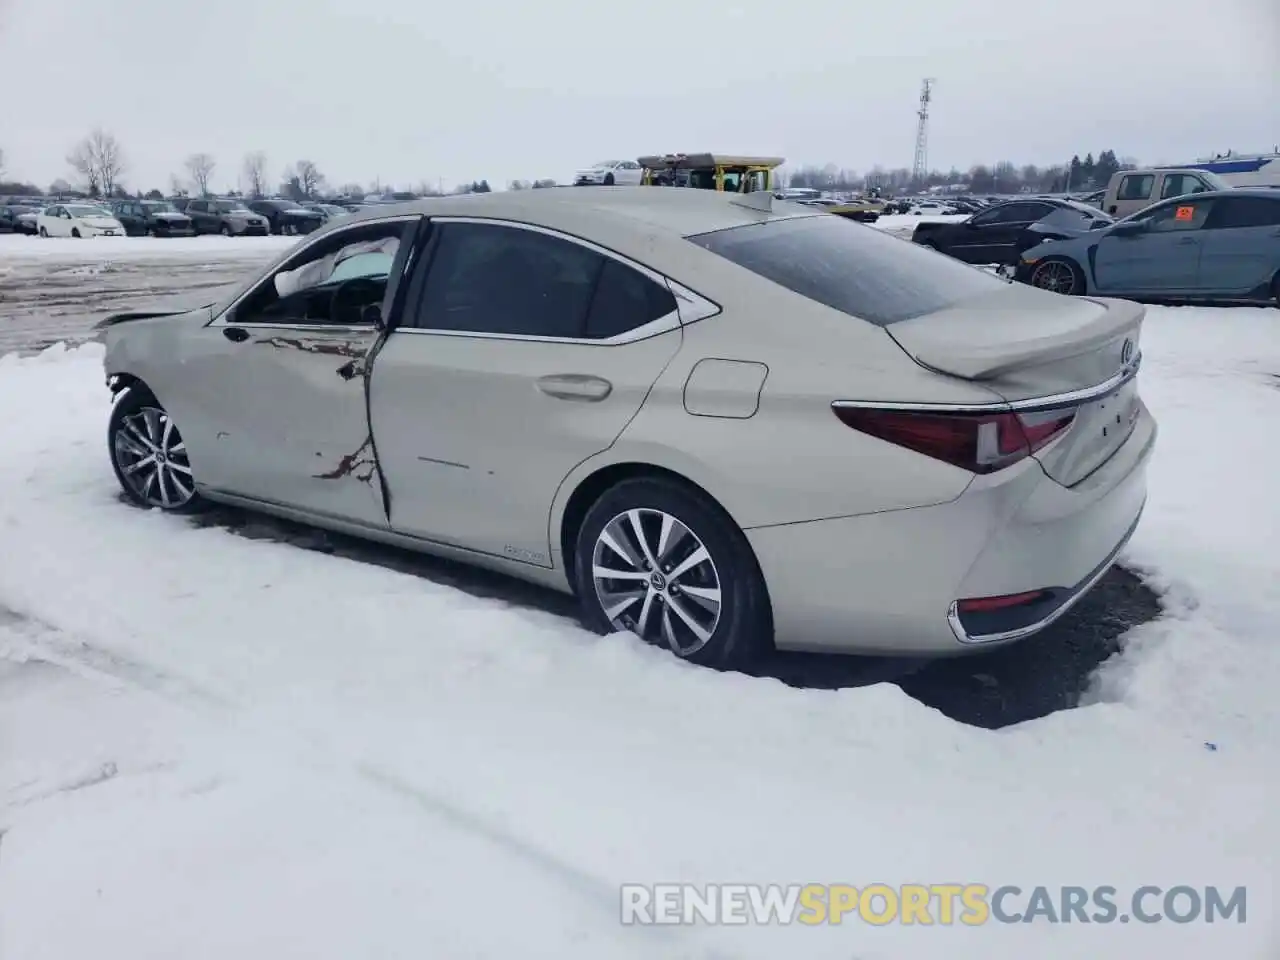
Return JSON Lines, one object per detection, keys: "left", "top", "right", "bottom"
{"left": 0, "top": 307, "right": 1276, "bottom": 959}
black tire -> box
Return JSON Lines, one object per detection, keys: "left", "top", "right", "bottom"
{"left": 603, "top": 172, "right": 615, "bottom": 186}
{"left": 38, "top": 226, "right": 48, "bottom": 237}
{"left": 573, "top": 476, "right": 771, "bottom": 669}
{"left": 1271, "top": 273, "right": 1280, "bottom": 307}
{"left": 71, "top": 228, "right": 81, "bottom": 238}
{"left": 1029, "top": 256, "right": 1083, "bottom": 295}
{"left": 107, "top": 386, "right": 207, "bottom": 514}
{"left": 221, "top": 223, "right": 232, "bottom": 237}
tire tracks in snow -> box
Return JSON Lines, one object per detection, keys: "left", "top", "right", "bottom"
{"left": 0, "top": 599, "right": 732, "bottom": 958}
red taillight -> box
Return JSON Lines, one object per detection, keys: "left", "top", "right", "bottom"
{"left": 832, "top": 405, "right": 1075, "bottom": 474}
{"left": 956, "top": 590, "right": 1049, "bottom": 613}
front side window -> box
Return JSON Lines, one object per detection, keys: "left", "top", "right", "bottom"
{"left": 1146, "top": 199, "right": 1215, "bottom": 232}
{"left": 235, "top": 221, "right": 409, "bottom": 326}
{"left": 1160, "top": 174, "right": 1211, "bottom": 199}
{"left": 690, "top": 213, "right": 1006, "bottom": 326}
{"left": 1116, "top": 174, "right": 1155, "bottom": 201}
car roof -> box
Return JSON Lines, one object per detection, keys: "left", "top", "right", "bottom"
{"left": 333, "top": 186, "right": 817, "bottom": 240}
{"left": 1137, "top": 188, "right": 1272, "bottom": 203}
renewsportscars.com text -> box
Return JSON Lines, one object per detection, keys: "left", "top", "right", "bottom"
{"left": 620, "top": 883, "right": 1248, "bottom": 926}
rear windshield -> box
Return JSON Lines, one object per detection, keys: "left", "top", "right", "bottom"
{"left": 687, "top": 214, "right": 1006, "bottom": 326}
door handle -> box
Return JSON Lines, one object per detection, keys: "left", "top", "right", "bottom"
{"left": 536, "top": 374, "right": 613, "bottom": 401}
{"left": 222, "top": 326, "right": 250, "bottom": 343}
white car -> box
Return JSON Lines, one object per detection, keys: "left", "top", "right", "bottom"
{"left": 572, "top": 160, "right": 643, "bottom": 186}
{"left": 908, "top": 201, "right": 958, "bottom": 216}
{"left": 37, "top": 202, "right": 126, "bottom": 238}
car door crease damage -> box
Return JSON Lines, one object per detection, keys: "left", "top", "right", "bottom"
{"left": 102, "top": 189, "right": 1157, "bottom": 665}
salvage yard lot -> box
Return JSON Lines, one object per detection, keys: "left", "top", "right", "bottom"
{"left": 0, "top": 226, "right": 1276, "bottom": 959}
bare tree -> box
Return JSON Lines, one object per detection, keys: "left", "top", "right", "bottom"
{"left": 242, "top": 151, "right": 268, "bottom": 197}
{"left": 185, "top": 153, "right": 216, "bottom": 196}
{"left": 66, "top": 129, "right": 126, "bottom": 196}
{"left": 88, "top": 129, "right": 125, "bottom": 195}
{"left": 290, "top": 159, "right": 325, "bottom": 198}
{"left": 67, "top": 141, "right": 101, "bottom": 195}
{"left": 168, "top": 173, "right": 187, "bottom": 197}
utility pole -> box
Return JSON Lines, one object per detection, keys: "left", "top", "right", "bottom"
{"left": 912, "top": 78, "right": 935, "bottom": 191}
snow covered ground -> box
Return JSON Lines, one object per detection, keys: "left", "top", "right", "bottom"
{"left": 1, "top": 241, "right": 1277, "bottom": 959}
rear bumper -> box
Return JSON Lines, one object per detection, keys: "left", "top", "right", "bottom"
{"left": 746, "top": 403, "right": 1157, "bottom": 656}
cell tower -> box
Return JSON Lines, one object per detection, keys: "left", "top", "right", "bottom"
{"left": 912, "top": 78, "right": 935, "bottom": 188}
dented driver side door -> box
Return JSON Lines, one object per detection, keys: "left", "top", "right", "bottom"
{"left": 172, "top": 216, "right": 421, "bottom": 527}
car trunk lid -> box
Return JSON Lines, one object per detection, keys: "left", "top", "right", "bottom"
{"left": 886, "top": 285, "right": 1145, "bottom": 487}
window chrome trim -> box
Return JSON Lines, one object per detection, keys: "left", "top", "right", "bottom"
{"left": 831, "top": 352, "right": 1141, "bottom": 415}
{"left": 210, "top": 214, "right": 424, "bottom": 328}
{"left": 395, "top": 215, "right": 721, "bottom": 346}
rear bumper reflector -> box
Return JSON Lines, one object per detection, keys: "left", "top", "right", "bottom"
{"left": 947, "top": 505, "right": 1144, "bottom": 645}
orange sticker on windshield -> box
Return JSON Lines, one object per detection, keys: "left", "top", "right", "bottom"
{"left": 1175, "top": 205, "right": 1195, "bottom": 221}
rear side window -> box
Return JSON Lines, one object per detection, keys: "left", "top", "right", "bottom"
{"left": 1116, "top": 175, "right": 1154, "bottom": 201}
{"left": 416, "top": 222, "right": 602, "bottom": 337}
{"left": 687, "top": 214, "right": 1006, "bottom": 326}
{"left": 1206, "top": 196, "right": 1280, "bottom": 229}
{"left": 585, "top": 259, "right": 676, "bottom": 339}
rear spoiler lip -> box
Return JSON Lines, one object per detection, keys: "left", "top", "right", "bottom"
{"left": 885, "top": 296, "right": 1145, "bottom": 380}
{"left": 94, "top": 308, "right": 193, "bottom": 330}
{"left": 832, "top": 353, "right": 1142, "bottom": 417}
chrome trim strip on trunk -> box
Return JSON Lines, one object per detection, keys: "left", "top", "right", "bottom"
{"left": 832, "top": 353, "right": 1141, "bottom": 415}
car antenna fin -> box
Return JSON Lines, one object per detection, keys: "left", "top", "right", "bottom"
{"left": 730, "top": 191, "right": 773, "bottom": 213}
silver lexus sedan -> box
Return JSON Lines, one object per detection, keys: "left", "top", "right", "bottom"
{"left": 101, "top": 187, "right": 1156, "bottom": 667}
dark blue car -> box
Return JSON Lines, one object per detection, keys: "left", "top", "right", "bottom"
{"left": 1015, "top": 189, "right": 1280, "bottom": 305}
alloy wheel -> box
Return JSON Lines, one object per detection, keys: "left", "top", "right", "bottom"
{"left": 1031, "top": 260, "right": 1077, "bottom": 294}
{"left": 112, "top": 406, "right": 196, "bottom": 509}
{"left": 591, "top": 508, "right": 723, "bottom": 656}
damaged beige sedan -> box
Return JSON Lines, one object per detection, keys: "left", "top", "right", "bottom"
{"left": 102, "top": 188, "right": 1154, "bottom": 669}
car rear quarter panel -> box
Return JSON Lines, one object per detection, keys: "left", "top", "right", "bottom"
{"left": 551, "top": 255, "right": 1010, "bottom": 540}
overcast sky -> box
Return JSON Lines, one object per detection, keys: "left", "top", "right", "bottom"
{"left": 1, "top": 0, "right": 1277, "bottom": 192}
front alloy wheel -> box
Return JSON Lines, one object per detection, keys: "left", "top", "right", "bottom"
{"left": 109, "top": 391, "right": 201, "bottom": 511}
{"left": 591, "top": 508, "right": 722, "bottom": 657}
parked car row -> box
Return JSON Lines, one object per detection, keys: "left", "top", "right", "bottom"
{"left": 0, "top": 195, "right": 358, "bottom": 239}
{"left": 909, "top": 188, "right": 1280, "bottom": 306}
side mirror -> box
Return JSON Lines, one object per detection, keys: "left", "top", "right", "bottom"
{"left": 1111, "top": 219, "right": 1148, "bottom": 237}
{"left": 362, "top": 304, "right": 385, "bottom": 330}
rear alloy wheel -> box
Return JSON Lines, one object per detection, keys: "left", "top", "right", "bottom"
{"left": 575, "top": 477, "right": 771, "bottom": 669}
{"left": 1029, "top": 257, "right": 1083, "bottom": 295}
{"left": 108, "top": 388, "right": 205, "bottom": 513}
{"left": 221, "top": 224, "right": 232, "bottom": 237}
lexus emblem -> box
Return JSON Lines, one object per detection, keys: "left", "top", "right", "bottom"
{"left": 1120, "top": 338, "right": 1135, "bottom": 366}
